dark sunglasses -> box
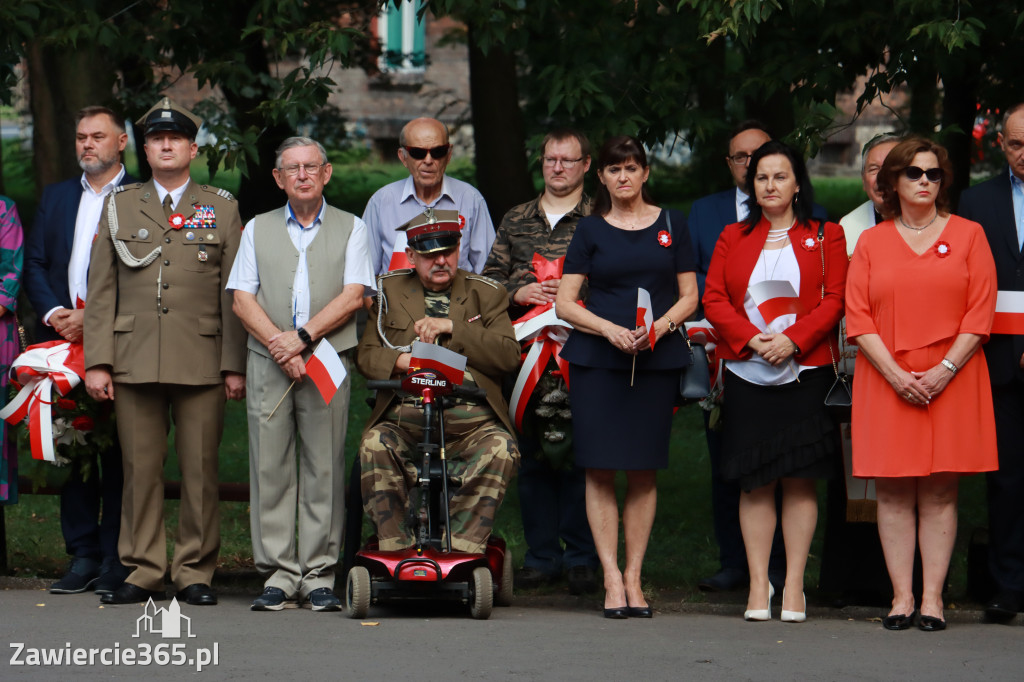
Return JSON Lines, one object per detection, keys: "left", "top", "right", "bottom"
{"left": 903, "top": 166, "right": 943, "bottom": 183}
{"left": 403, "top": 145, "right": 451, "bottom": 160}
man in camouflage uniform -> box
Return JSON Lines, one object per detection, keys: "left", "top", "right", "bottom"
{"left": 358, "top": 210, "right": 520, "bottom": 554}
{"left": 482, "top": 128, "right": 598, "bottom": 593}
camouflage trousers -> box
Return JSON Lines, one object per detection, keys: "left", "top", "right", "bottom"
{"left": 359, "top": 400, "right": 519, "bottom": 554}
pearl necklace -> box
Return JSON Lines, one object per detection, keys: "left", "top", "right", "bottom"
{"left": 898, "top": 211, "right": 938, "bottom": 232}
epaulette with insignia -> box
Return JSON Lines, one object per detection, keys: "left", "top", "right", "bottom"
{"left": 114, "top": 183, "right": 143, "bottom": 193}
{"left": 466, "top": 274, "right": 501, "bottom": 289}
{"left": 379, "top": 269, "right": 413, "bottom": 278}
{"left": 200, "top": 185, "right": 236, "bottom": 202}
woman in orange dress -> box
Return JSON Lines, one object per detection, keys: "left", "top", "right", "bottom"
{"left": 846, "top": 137, "right": 998, "bottom": 632}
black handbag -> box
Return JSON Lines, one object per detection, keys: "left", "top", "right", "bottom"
{"left": 663, "top": 210, "right": 711, "bottom": 403}
{"left": 680, "top": 334, "right": 711, "bottom": 402}
{"left": 817, "top": 220, "right": 852, "bottom": 413}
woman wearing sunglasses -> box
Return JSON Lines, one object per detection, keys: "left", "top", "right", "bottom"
{"left": 845, "top": 137, "right": 998, "bottom": 632}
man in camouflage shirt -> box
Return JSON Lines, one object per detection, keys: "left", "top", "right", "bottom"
{"left": 358, "top": 210, "right": 520, "bottom": 554}
{"left": 482, "top": 129, "right": 599, "bottom": 593}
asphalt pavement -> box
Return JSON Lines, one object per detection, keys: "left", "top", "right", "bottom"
{"left": 2, "top": 577, "right": 1021, "bottom": 681}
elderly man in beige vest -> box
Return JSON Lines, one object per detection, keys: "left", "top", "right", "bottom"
{"left": 228, "top": 137, "right": 373, "bottom": 612}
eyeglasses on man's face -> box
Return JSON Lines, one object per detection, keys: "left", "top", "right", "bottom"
{"left": 403, "top": 145, "right": 451, "bottom": 160}
{"left": 727, "top": 152, "right": 754, "bottom": 166}
{"left": 542, "top": 157, "right": 584, "bottom": 169}
{"left": 278, "top": 163, "right": 325, "bottom": 176}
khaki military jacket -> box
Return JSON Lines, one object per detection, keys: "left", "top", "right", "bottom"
{"left": 357, "top": 269, "right": 520, "bottom": 433}
{"left": 84, "top": 178, "right": 246, "bottom": 384}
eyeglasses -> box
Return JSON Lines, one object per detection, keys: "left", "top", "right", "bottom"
{"left": 278, "top": 163, "right": 325, "bottom": 176}
{"left": 403, "top": 145, "right": 451, "bottom": 160}
{"left": 903, "top": 166, "right": 943, "bottom": 183}
{"left": 542, "top": 157, "right": 584, "bottom": 169}
{"left": 727, "top": 152, "right": 753, "bottom": 166}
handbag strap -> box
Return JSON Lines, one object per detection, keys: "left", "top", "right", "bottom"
{"left": 817, "top": 220, "right": 841, "bottom": 380}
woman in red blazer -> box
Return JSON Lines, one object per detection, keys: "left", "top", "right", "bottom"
{"left": 704, "top": 140, "right": 848, "bottom": 623}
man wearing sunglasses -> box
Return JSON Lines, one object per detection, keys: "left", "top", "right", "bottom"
{"left": 363, "top": 117, "right": 494, "bottom": 277}
{"left": 959, "top": 103, "right": 1024, "bottom": 624}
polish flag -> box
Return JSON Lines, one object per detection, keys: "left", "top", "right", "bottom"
{"left": 305, "top": 339, "right": 348, "bottom": 404}
{"left": 410, "top": 341, "right": 467, "bottom": 384}
{"left": 636, "top": 287, "right": 656, "bottom": 350}
{"left": 991, "top": 290, "right": 1024, "bottom": 335}
{"left": 387, "top": 230, "right": 412, "bottom": 271}
{"left": 748, "top": 280, "right": 805, "bottom": 325}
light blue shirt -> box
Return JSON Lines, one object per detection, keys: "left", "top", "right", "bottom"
{"left": 1010, "top": 167, "right": 1024, "bottom": 251}
{"left": 226, "top": 200, "right": 374, "bottom": 327}
{"left": 362, "top": 175, "right": 494, "bottom": 276}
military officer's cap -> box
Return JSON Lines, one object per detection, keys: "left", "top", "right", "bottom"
{"left": 137, "top": 97, "right": 202, "bottom": 140}
{"left": 399, "top": 208, "right": 462, "bottom": 254}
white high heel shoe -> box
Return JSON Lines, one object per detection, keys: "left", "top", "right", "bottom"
{"left": 781, "top": 589, "right": 807, "bottom": 623}
{"left": 744, "top": 583, "right": 774, "bottom": 621}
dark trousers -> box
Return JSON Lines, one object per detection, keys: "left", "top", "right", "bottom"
{"left": 517, "top": 436, "right": 597, "bottom": 574}
{"left": 988, "top": 381, "right": 1024, "bottom": 595}
{"left": 705, "top": 410, "right": 785, "bottom": 575}
{"left": 60, "top": 440, "right": 123, "bottom": 561}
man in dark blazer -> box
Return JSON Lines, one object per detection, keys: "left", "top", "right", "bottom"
{"left": 23, "top": 105, "right": 135, "bottom": 596}
{"left": 958, "top": 102, "right": 1024, "bottom": 622}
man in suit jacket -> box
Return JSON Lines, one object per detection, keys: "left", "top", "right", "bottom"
{"left": 84, "top": 98, "right": 246, "bottom": 606}
{"left": 23, "top": 105, "right": 135, "bottom": 596}
{"left": 958, "top": 103, "right": 1024, "bottom": 622}
{"left": 358, "top": 210, "right": 520, "bottom": 554}
{"left": 229, "top": 137, "right": 373, "bottom": 612}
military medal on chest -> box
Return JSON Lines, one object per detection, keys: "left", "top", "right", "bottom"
{"left": 198, "top": 245, "right": 208, "bottom": 262}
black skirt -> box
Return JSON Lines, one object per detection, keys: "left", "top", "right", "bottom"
{"left": 568, "top": 364, "right": 679, "bottom": 470}
{"left": 721, "top": 366, "right": 840, "bottom": 492}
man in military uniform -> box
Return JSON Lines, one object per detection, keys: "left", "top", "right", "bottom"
{"left": 84, "top": 98, "right": 246, "bottom": 606}
{"left": 358, "top": 210, "right": 520, "bottom": 554}
{"left": 481, "top": 128, "right": 598, "bottom": 594}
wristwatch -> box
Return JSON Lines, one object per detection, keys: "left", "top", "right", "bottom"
{"left": 296, "top": 327, "right": 313, "bottom": 345}
{"left": 663, "top": 316, "right": 677, "bottom": 333}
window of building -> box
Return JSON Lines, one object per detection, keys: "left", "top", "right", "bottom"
{"left": 378, "top": 0, "right": 427, "bottom": 73}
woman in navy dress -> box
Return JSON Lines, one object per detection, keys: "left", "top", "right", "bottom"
{"left": 556, "top": 136, "right": 698, "bottom": 618}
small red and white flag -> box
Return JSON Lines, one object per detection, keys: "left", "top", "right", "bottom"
{"left": 410, "top": 341, "right": 467, "bottom": 384}
{"left": 636, "top": 287, "right": 656, "bottom": 350}
{"left": 991, "top": 290, "right": 1024, "bottom": 335}
{"left": 305, "top": 339, "right": 348, "bottom": 404}
{"left": 748, "top": 280, "right": 805, "bottom": 326}
{"left": 387, "top": 230, "right": 412, "bottom": 271}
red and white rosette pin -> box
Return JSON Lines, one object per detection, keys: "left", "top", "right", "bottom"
{"left": 458, "top": 214, "right": 466, "bottom": 230}
{"left": 800, "top": 236, "right": 818, "bottom": 251}
{"left": 935, "top": 241, "right": 951, "bottom": 258}
{"left": 658, "top": 230, "right": 672, "bottom": 247}
{"left": 169, "top": 213, "right": 185, "bottom": 230}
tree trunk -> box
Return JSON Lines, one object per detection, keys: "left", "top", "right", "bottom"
{"left": 939, "top": 60, "right": 979, "bottom": 208}
{"left": 467, "top": 29, "right": 533, "bottom": 225}
{"left": 26, "top": 41, "right": 117, "bottom": 199}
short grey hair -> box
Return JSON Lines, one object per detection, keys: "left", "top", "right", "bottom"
{"left": 1001, "top": 103, "right": 1024, "bottom": 130}
{"left": 275, "top": 136, "right": 328, "bottom": 169}
{"left": 861, "top": 133, "right": 903, "bottom": 172}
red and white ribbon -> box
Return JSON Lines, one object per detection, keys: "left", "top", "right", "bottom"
{"left": 0, "top": 341, "right": 86, "bottom": 462}
{"left": 508, "top": 306, "right": 573, "bottom": 432}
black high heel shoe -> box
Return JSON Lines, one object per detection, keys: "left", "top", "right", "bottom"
{"left": 918, "top": 615, "right": 946, "bottom": 631}
{"left": 603, "top": 606, "right": 629, "bottom": 619}
{"left": 882, "top": 610, "right": 916, "bottom": 631}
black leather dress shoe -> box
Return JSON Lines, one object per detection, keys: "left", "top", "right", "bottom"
{"left": 697, "top": 568, "right": 747, "bottom": 592}
{"left": 100, "top": 582, "right": 167, "bottom": 605}
{"left": 881, "top": 611, "right": 915, "bottom": 631}
{"left": 918, "top": 615, "right": 946, "bottom": 632}
{"left": 985, "top": 590, "right": 1023, "bottom": 621}
{"left": 603, "top": 606, "right": 629, "bottom": 619}
{"left": 177, "top": 583, "right": 218, "bottom": 605}
{"left": 627, "top": 605, "right": 653, "bottom": 618}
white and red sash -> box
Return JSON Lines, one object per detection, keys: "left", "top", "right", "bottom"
{"left": 991, "top": 290, "right": 1024, "bottom": 335}
{"left": 0, "top": 341, "right": 86, "bottom": 462}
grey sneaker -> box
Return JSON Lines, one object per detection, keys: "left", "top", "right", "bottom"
{"left": 251, "top": 586, "right": 298, "bottom": 611}
{"left": 50, "top": 557, "right": 101, "bottom": 594}
{"left": 305, "top": 587, "right": 342, "bottom": 612}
